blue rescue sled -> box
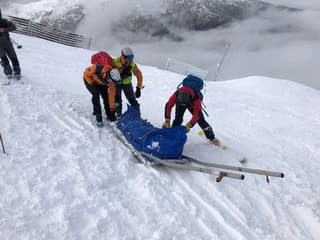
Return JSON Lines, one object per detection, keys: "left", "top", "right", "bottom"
{"left": 116, "top": 106, "right": 187, "bottom": 159}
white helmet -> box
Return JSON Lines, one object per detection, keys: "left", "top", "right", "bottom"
{"left": 109, "top": 68, "right": 120, "bottom": 83}
{"left": 121, "top": 47, "right": 134, "bottom": 57}
{"left": 121, "top": 47, "right": 134, "bottom": 61}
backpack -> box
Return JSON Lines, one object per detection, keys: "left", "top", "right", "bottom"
{"left": 182, "top": 74, "right": 204, "bottom": 91}
{"left": 91, "top": 51, "right": 114, "bottom": 66}
{"left": 180, "top": 74, "right": 209, "bottom": 116}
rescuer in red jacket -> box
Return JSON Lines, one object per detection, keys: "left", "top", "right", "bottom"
{"left": 163, "top": 84, "right": 220, "bottom": 146}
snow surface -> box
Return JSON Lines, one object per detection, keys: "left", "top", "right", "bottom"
{"left": 0, "top": 34, "right": 320, "bottom": 240}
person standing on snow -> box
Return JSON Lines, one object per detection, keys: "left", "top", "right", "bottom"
{"left": 162, "top": 74, "right": 220, "bottom": 146}
{"left": 0, "top": 9, "right": 21, "bottom": 79}
{"left": 83, "top": 64, "right": 120, "bottom": 127}
{"left": 113, "top": 47, "right": 143, "bottom": 117}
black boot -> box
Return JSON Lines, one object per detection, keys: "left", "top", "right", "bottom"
{"left": 13, "top": 65, "right": 21, "bottom": 79}
{"left": 115, "top": 103, "right": 122, "bottom": 118}
{"left": 1, "top": 57, "right": 12, "bottom": 76}
{"left": 203, "top": 126, "right": 215, "bottom": 141}
{"left": 96, "top": 114, "right": 102, "bottom": 122}
{"left": 95, "top": 114, "right": 103, "bottom": 127}
{"left": 3, "top": 64, "right": 12, "bottom": 76}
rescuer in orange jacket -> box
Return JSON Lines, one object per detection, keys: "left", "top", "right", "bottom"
{"left": 83, "top": 64, "right": 120, "bottom": 127}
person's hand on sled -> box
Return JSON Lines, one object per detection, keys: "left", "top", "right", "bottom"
{"left": 185, "top": 123, "right": 192, "bottom": 133}
{"left": 162, "top": 118, "right": 170, "bottom": 128}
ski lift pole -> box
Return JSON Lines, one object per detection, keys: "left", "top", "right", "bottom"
{"left": 0, "top": 132, "right": 7, "bottom": 154}
{"left": 214, "top": 42, "right": 231, "bottom": 81}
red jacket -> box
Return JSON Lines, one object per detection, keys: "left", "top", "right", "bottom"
{"left": 165, "top": 86, "right": 202, "bottom": 126}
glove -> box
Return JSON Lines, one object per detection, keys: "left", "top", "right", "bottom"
{"left": 185, "top": 123, "right": 192, "bottom": 133}
{"left": 162, "top": 118, "right": 170, "bottom": 128}
{"left": 108, "top": 111, "right": 117, "bottom": 122}
{"left": 98, "top": 74, "right": 108, "bottom": 85}
{"left": 120, "top": 65, "right": 132, "bottom": 79}
{"left": 135, "top": 87, "right": 141, "bottom": 98}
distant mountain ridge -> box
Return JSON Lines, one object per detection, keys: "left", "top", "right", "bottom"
{"left": 4, "top": 0, "right": 299, "bottom": 40}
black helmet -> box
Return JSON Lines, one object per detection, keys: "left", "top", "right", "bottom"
{"left": 177, "top": 90, "right": 191, "bottom": 106}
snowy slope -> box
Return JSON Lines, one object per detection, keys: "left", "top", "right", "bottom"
{"left": 0, "top": 34, "right": 320, "bottom": 240}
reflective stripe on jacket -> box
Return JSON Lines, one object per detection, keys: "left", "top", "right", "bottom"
{"left": 113, "top": 56, "right": 143, "bottom": 88}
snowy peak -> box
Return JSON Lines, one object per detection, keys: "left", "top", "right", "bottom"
{"left": 4, "top": 0, "right": 299, "bottom": 37}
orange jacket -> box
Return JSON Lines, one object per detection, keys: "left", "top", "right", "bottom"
{"left": 83, "top": 64, "right": 116, "bottom": 110}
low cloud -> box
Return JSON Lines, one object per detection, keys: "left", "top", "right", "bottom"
{"left": 76, "top": 1, "right": 320, "bottom": 89}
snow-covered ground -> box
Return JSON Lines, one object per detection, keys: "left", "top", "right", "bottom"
{"left": 0, "top": 34, "right": 319, "bottom": 240}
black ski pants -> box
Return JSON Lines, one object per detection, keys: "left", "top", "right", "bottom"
{"left": 115, "top": 83, "right": 140, "bottom": 115}
{"left": 0, "top": 40, "right": 20, "bottom": 75}
{"left": 84, "top": 79, "right": 112, "bottom": 122}
{"left": 172, "top": 105, "right": 215, "bottom": 140}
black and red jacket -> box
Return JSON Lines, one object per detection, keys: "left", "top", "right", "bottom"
{"left": 0, "top": 18, "right": 16, "bottom": 40}
{"left": 165, "top": 86, "right": 202, "bottom": 126}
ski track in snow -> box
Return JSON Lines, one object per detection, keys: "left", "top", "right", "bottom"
{"left": 1, "top": 82, "right": 319, "bottom": 240}
{"left": 0, "top": 83, "right": 269, "bottom": 239}
{"left": 0, "top": 84, "right": 232, "bottom": 239}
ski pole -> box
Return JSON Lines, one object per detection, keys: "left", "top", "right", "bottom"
{"left": 10, "top": 38, "right": 22, "bottom": 49}
{"left": 214, "top": 42, "right": 231, "bottom": 81}
{"left": 0, "top": 132, "right": 7, "bottom": 154}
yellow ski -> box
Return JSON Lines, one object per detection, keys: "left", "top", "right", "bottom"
{"left": 198, "top": 130, "right": 246, "bottom": 163}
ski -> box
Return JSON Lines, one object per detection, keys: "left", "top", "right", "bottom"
{"left": 198, "top": 130, "right": 246, "bottom": 163}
